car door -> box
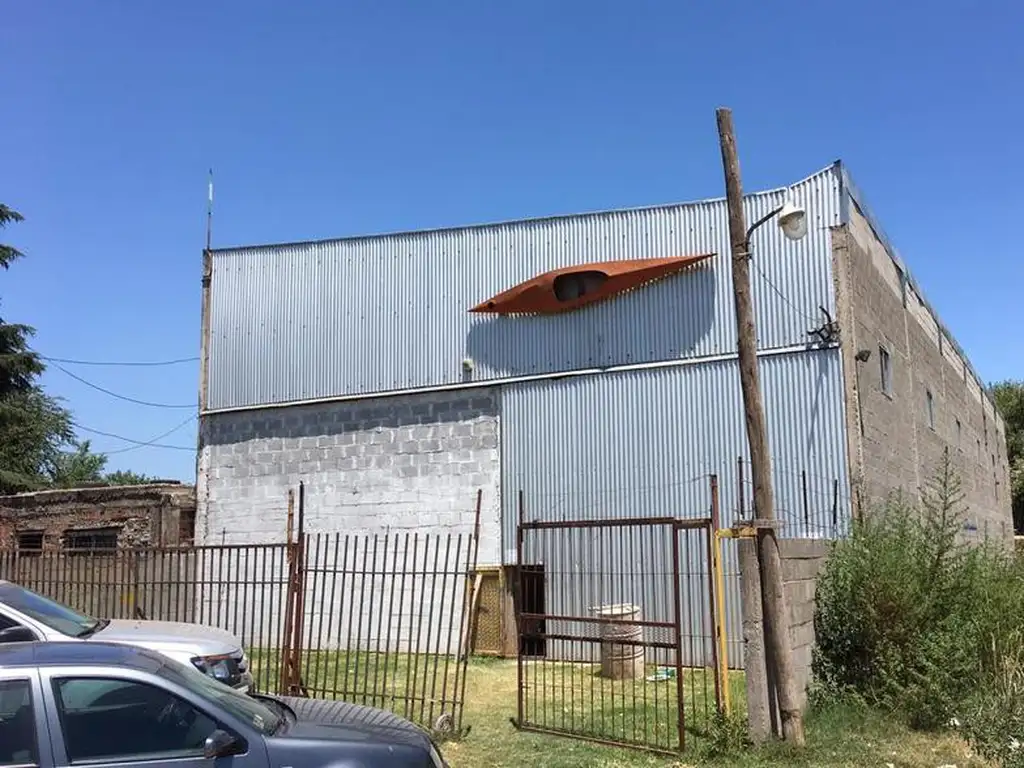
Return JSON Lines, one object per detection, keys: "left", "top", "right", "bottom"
{"left": 38, "top": 670, "right": 269, "bottom": 768}
{"left": 0, "top": 667, "right": 51, "bottom": 768}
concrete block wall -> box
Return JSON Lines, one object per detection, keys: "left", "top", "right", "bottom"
{"left": 832, "top": 205, "right": 1013, "bottom": 544}
{"left": 196, "top": 387, "right": 501, "bottom": 652}
{"left": 780, "top": 538, "right": 830, "bottom": 710}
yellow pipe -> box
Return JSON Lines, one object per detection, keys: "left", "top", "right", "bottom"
{"left": 712, "top": 530, "right": 730, "bottom": 714}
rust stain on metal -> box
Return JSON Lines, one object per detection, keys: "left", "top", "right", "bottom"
{"left": 469, "top": 254, "right": 715, "bottom": 315}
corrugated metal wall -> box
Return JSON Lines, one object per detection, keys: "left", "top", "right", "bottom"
{"left": 207, "top": 166, "right": 841, "bottom": 410}
{"left": 500, "top": 347, "right": 851, "bottom": 667}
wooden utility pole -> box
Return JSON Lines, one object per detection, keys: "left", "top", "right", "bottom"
{"left": 715, "top": 107, "right": 805, "bottom": 746}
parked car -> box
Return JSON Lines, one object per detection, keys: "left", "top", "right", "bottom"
{"left": 0, "top": 579, "right": 253, "bottom": 691}
{"left": 0, "top": 641, "right": 448, "bottom": 768}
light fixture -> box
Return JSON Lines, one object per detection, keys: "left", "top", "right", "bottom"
{"left": 777, "top": 201, "right": 808, "bottom": 241}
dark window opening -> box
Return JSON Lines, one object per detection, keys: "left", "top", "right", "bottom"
{"left": 879, "top": 346, "right": 892, "bottom": 396}
{"left": 926, "top": 389, "right": 935, "bottom": 430}
{"left": 64, "top": 527, "right": 120, "bottom": 555}
{"left": 553, "top": 271, "right": 608, "bottom": 302}
{"left": 517, "top": 564, "right": 547, "bottom": 658}
{"left": 16, "top": 531, "right": 43, "bottom": 556}
{"left": 0, "top": 678, "right": 38, "bottom": 767}
{"left": 178, "top": 508, "right": 196, "bottom": 547}
{"left": 955, "top": 419, "right": 962, "bottom": 450}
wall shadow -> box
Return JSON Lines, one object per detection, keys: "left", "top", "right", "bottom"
{"left": 465, "top": 266, "right": 717, "bottom": 376}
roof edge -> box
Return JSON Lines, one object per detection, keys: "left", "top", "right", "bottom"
{"left": 836, "top": 161, "right": 997, "bottom": 411}
{"left": 209, "top": 163, "right": 842, "bottom": 256}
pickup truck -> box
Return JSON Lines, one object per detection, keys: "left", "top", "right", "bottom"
{"left": 0, "top": 580, "right": 253, "bottom": 692}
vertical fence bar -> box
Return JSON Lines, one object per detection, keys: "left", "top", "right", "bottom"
{"left": 711, "top": 476, "right": 730, "bottom": 714}
{"left": 801, "top": 470, "right": 810, "bottom": 535}
{"left": 515, "top": 490, "right": 526, "bottom": 731}
{"left": 454, "top": 490, "right": 482, "bottom": 734}
{"left": 831, "top": 478, "right": 839, "bottom": 537}
{"left": 671, "top": 521, "right": 686, "bottom": 752}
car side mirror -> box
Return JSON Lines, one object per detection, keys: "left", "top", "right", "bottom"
{"left": 203, "top": 730, "right": 242, "bottom": 759}
{"left": 0, "top": 626, "right": 36, "bottom": 643}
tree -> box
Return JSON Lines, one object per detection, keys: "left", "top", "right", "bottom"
{"left": 104, "top": 469, "right": 156, "bottom": 486}
{"left": 47, "top": 440, "right": 108, "bottom": 488}
{"left": 47, "top": 442, "right": 157, "bottom": 488}
{"left": 0, "top": 390, "right": 74, "bottom": 492}
{"left": 991, "top": 380, "right": 1024, "bottom": 533}
{"left": 0, "top": 202, "right": 161, "bottom": 493}
{"left": 0, "top": 205, "right": 44, "bottom": 399}
{"left": 0, "top": 202, "right": 75, "bottom": 492}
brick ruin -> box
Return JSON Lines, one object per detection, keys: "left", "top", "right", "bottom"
{"left": 0, "top": 482, "right": 196, "bottom": 552}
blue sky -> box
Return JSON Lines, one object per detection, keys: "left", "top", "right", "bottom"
{"left": 3, "top": 1, "right": 1022, "bottom": 481}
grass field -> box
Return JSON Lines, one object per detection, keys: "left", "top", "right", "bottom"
{"left": 247, "top": 650, "right": 988, "bottom": 766}
{"left": 446, "top": 659, "right": 990, "bottom": 767}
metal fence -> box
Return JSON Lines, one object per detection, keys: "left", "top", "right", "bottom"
{"left": 0, "top": 487, "right": 482, "bottom": 738}
{"left": 512, "top": 502, "right": 725, "bottom": 755}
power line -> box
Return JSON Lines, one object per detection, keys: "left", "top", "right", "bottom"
{"left": 0, "top": 399, "right": 196, "bottom": 453}
{"left": 41, "top": 354, "right": 198, "bottom": 367}
{"left": 53, "top": 364, "right": 196, "bottom": 409}
{"left": 751, "top": 260, "right": 821, "bottom": 325}
{"left": 75, "top": 415, "right": 197, "bottom": 455}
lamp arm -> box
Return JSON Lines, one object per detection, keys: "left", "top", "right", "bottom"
{"left": 745, "top": 205, "right": 784, "bottom": 243}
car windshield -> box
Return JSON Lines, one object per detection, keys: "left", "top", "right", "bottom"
{"left": 155, "top": 657, "right": 283, "bottom": 736}
{"left": 0, "top": 582, "right": 101, "bottom": 637}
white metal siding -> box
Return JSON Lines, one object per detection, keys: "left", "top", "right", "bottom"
{"left": 208, "top": 166, "right": 841, "bottom": 410}
{"left": 499, "top": 347, "right": 851, "bottom": 668}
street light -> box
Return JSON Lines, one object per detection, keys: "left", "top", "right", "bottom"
{"left": 777, "top": 201, "right": 807, "bottom": 241}
{"left": 744, "top": 199, "right": 808, "bottom": 249}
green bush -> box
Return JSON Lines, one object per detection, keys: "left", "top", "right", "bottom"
{"left": 961, "top": 634, "right": 1024, "bottom": 768}
{"left": 812, "top": 450, "right": 1024, "bottom": 756}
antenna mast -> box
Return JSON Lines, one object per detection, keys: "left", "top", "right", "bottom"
{"left": 206, "top": 168, "right": 214, "bottom": 251}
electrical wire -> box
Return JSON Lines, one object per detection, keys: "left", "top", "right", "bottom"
{"left": 751, "top": 259, "right": 822, "bottom": 326}
{"left": 0, "top": 399, "right": 196, "bottom": 453}
{"left": 52, "top": 364, "right": 196, "bottom": 409}
{"left": 75, "top": 415, "right": 197, "bottom": 455}
{"left": 41, "top": 354, "right": 198, "bottom": 367}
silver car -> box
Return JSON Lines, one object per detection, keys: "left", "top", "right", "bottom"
{"left": 0, "top": 580, "right": 253, "bottom": 691}
{"left": 0, "top": 642, "right": 447, "bottom": 768}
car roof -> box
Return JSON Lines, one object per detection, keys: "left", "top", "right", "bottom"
{"left": 0, "top": 641, "right": 169, "bottom": 672}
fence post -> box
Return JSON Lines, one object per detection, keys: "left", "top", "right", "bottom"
{"left": 739, "top": 534, "right": 771, "bottom": 743}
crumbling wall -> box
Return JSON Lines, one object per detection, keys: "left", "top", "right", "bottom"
{"left": 0, "top": 483, "right": 196, "bottom": 550}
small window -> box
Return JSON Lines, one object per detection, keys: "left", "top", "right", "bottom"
{"left": 16, "top": 532, "right": 43, "bottom": 556}
{"left": 0, "top": 678, "right": 38, "bottom": 767}
{"left": 955, "top": 419, "right": 962, "bottom": 450}
{"left": 878, "top": 346, "right": 892, "bottom": 396}
{"left": 925, "top": 389, "right": 935, "bottom": 430}
{"left": 63, "top": 527, "right": 119, "bottom": 555}
{"left": 53, "top": 677, "right": 218, "bottom": 762}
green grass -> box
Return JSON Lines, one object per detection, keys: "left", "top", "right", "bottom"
{"left": 445, "top": 660, "right": 991, "bottom": 767}
{"left": 515, "top": 658, "right": 745, "bottom": 753}
{"left": 245, "top": 651, "right": 989, "bottom": 766}
{"left": 247, "top": 647, "right": 467, "bottom": 733}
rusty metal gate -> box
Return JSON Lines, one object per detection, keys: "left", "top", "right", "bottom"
{"left": 511, "top": 513, "right": 725, "bottom": 755}
{"left": 0, "top": 484, "right": 483, "bottom": 740}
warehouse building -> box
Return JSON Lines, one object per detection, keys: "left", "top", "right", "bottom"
{"left": 196, "top": 161, "right": 1013, "bottom": 659}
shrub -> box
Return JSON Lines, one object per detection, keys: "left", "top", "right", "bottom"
{"left": 812, "top": 450, "right": 1024, "bottom": 754}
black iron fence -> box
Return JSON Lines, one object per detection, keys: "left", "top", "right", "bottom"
{"left": 512, "top": 499, "right": 725, "bottom": 754}
{"left": 0, "top": 490, "right": 482, "bottom": 739}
